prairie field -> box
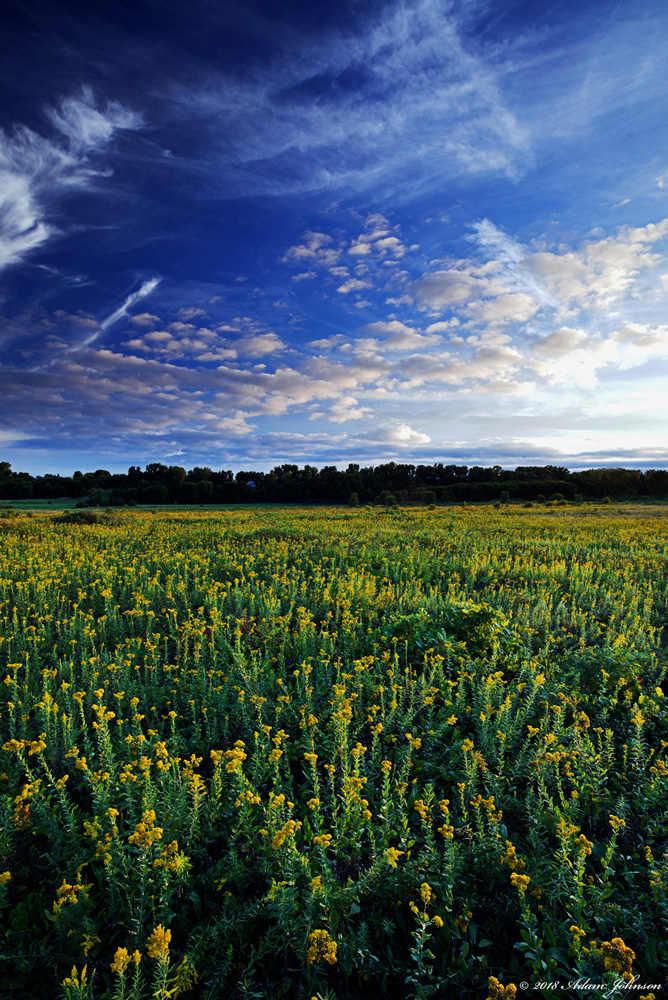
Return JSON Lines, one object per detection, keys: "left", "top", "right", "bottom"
{"left": 0, "top": 506, "right": 667, "bottom": 999}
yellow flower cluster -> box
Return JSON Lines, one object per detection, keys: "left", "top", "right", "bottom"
{"left": 128, "top": 809, "right": 163, "bottom": 850}
{"left": 486, "top": 976, "right": 517, "bottom": 999}
{"left": 153, "top": 839, "right": 190, "bottom": 875}
{"left": 146, "top": 923, "right": 171, "bottom": 960}
{"left": 272, "top": 819, "right": 301, "bottom": 850}
{"left": 307, "top": 928, "right": 337, "bottom": 965}
{"left": 598, "top": 937, "right": 635, "bottom": 980}
{"left": 385, "top": 847, "right": 404, "bottom": 868}
{"left": 222, "top": 741, "right": 247, "bottom": 773}
{"left": 110, "top": 946, "right": 141, "bottom": 974}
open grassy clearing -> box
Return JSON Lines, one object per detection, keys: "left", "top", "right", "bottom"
{"left": 0, "top": 506, "right": 667, "bottom": 999}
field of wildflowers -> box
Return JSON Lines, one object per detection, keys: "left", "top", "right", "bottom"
{"left": 0, "top": 505, "right": 666, "bottom": 999}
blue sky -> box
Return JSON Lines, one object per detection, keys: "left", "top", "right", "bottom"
{"left": 2, "top": 0, "right": 668, "bottom": 474}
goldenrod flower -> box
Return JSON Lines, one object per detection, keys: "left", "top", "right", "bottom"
{"left": 420, "top": 882, "right": 434, "bottom": 905}
{"left": 307, "top": 928, "right": 337, "bottom": 965}
{"left": 486, "top": 975, "right": 517, "bottom": 999}
{"left": 384, "top": 847, "right": 404, "bottom": 868}
{"left": 146, "top": 924, "right": 171, "bottom": 960}
{"left": 599, "top": 937, "right": 635, "bottom": 980}
{"left": 111, "top": 947, "right": 131, "bottom": 974}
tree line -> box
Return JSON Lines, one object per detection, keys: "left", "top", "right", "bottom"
{"left": 1, "top": 460, "right": 667, "bottom": 506}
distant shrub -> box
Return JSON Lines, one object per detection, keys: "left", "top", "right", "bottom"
{"left": 374, "top": 490, "right": 398, "bottom": 507}
{"left": 602, "top": 496, "right": 612, "bottom": 505}
{"left": 0, "top": 505, "right": 20, "bottom": 519}
{"left": 54, "top": 509, "right": 124, "bottom": 526}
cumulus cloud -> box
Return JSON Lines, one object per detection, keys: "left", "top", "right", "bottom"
{"left": 356, "top": 423, "right": 431, "bottom": 445}
{"left": 123, "top": 314, "right": 286, "bottom": 361}
{"left": 0, "top": 88, "right": 143, "bottom": 272}
{"left": 282, "top": 231, "right": 340, "bottom": 267}
{"left": 337, "top": 277, "right": 372, "bottom": 294}
{"left": 412, "top": 217, "right": 668, "bottom": 331}
{"left": 530, "top": 327, "right": 588, "bottom": 357}
{"left": 360, "top": 320, "right": 441, "bottom": 351}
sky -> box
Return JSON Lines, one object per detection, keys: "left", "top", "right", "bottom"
{"left": 1, "top": 0, "right": 668, "bottom": 475}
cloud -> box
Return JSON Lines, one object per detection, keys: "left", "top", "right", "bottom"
{"left": 412, "top": 217, "right": 668, "bottom": 330}
{"left": 360, "top": 320, "right": 440, "bottom": 351}
{"left": 177, "top": 0, "right": 530, "bottom": 199}
{"left": 530, "top": 327, "right": 588, "bottom": 358}
{"left": 130, "top": 313, "right": 161, "bottom": 327}
{"left": 0, "top": 88, "right": 143, "bottom": 272}
{"left": 356, "top": 423, "right": 431, "bottom": 445}
{"left": 100, "top": 278, "right": 162, "bottom": 334}
{"left": 291, "top": 271, "right": 317, "bottom": 282}
{"left": 282, "top": 231, "right": 340, "bottom": 267}
{"left": 337, "top": 277, "right": 372, "bottom": 294}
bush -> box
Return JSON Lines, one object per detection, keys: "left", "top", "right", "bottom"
{"left": 54, "top": 509, "right": 124, "bottom": 526}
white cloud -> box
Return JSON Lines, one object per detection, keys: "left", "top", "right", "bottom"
{"left": 337, "top": 277, "right": 372, "bottom": 294}
{"left": 357, "top": 423, "right": 431, "bottom": 445}
{"left": 236, "top": 333, "right": 286, "bottom": 357}
{"left": 530, "top": 327, "right": 588, "bottom": 357}
{"left": 100, "top": 278, "right": 162, "bottom": 333}
{"left": 130, "top": 312, "right": 161, "bottom": 327}
{"left": 361, "top": 320, "right": 440, "bottom": 351}
{"left": 179, "top": 0, "right": 530, "bottom": 200}
{"left": 0, "top": 88, "right": 143, "bottom": 272}
{"left": 282, "top": 231, "right": 340, "bottom": 267}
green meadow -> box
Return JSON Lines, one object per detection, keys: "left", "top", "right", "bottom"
{"left": 0, "top": 506, "right": 666, "bottom": 999}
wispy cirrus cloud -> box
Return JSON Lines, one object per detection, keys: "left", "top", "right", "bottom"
{"left": 176, "top": 0, "right": 531, "bottom": 199}
{"left": 0, "top": 88, "right": 143, "bottom": 273}
{"left": 100, "top": 278, "right": 162, "bottom": 333}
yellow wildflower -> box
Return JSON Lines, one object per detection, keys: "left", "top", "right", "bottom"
{"left": 307, "top": 928, "right": 337, "bottom": 965}
{"left": 146, "top": 924, "right": 171, "bottom": 961}
{"left": 111, "top": 947, "right": 131, "bottom": 974}
{"left": 486, "top": 976, "right": 517, "bottom": 1000}
{"left": 384, "top": 847, "right": 404, "bottom": 868}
